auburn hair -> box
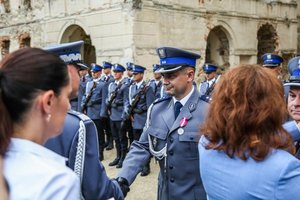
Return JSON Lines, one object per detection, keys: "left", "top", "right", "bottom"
{"left": 200, "top": 64, "right": 294, "bottom": 161}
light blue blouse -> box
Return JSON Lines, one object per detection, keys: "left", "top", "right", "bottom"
{"left": 199, "top": 136, "right": 300, "bottom": 200}
{"left": 4, "top": 138, "right": 80, "bottom": 200}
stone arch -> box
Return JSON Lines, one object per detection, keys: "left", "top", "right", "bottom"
{"left": 205, "top": 25, "right": 232, "bottom": 72}
{"left": 257, "top": 23, "right": 278, "bottom": 64}
{"left": 59, "top": 24, "right": 96, "bottom": 65}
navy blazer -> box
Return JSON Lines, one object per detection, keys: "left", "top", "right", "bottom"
{"left": 128, "top": 81, "right": 155, "bottom": 129}
{"left": 106, "top": 80, "right": 129, "bottom": 121}
{"left": 45, "top": 110, "right": 124, "bottom": 200}
{"left": 82, "top": 80, "right": 106, "bottom": 119}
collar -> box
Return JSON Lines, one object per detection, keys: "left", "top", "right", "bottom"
{"left": 93, "top": 77, "right": 101, "bottom": 82}
{"left": 115, "top": 78, "right": 123, "bottom": 85}
{"left": 8, "top": 138, "right": 67, "bottom": 164}
{"left": 136, "top": 80, "right": 144, "bottom": 88}
{"left": 173, "top": 85, "right": 195, "bottom": 107}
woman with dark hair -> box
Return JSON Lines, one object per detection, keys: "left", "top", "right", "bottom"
{"left": 199, "top": 64, "right": 300, "bottom": 199}
{"left": 0, "top": 156, "right": 8, "bottom": 200}
{"left": 0, "top": 48, "right": 80, "bottom": 199}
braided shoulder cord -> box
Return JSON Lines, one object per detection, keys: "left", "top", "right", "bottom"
{"left": 74, "top": 120, "right": 86, "bottom": 200}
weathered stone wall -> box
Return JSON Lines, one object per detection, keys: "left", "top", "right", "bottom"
{"left": 0, "top": 0, "right": 298, "bottom": 79}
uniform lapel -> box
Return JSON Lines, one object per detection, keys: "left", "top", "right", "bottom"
{"left": 169, "top": 89, "right": 199, "bottom": 134}
{"left": 162, "top": 100, "right": 175, "bottom": 131}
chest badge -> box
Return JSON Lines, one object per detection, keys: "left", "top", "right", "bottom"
{"left": 178, "top": 128, "right": 184, "bottom": 135}
{"left": 178, "top": 117, "right": 188, "bottom": 135}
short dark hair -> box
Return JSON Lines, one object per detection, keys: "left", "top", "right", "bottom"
{"left": 0, "top": 47, "right": 69, "bottom": 155}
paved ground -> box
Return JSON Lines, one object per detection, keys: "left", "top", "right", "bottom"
{"left": 102, "top": 148, "right": 159, "bottom": 200}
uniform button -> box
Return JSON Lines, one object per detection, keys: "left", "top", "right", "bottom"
{"left": 170, "top": 138, "right": 174, "bottom": 143}
{"left": 169, "top": 151, "right": 173, "bottom": 156}
{"left": 190, "top": 136, "right": 194, "bottom": 140}
{"left": 169, "top": 165, "right": 173, "bottom": 169}
{"left": 170, "top": 178, "right": 174, "bottom": 182}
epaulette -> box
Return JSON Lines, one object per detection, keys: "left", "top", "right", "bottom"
{"left": 153, "top": 96, "right": 172, "bottom": 105}
{"left": 68, "top": 110, "right": 91, "bottom": 122}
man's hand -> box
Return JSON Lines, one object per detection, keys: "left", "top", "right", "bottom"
{"left": 115, "top": 177, "right": 130, "bottom": 197}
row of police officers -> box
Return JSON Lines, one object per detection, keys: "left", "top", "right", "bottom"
{"left": 42, "top": 38, "right": 297, "bottom": 200}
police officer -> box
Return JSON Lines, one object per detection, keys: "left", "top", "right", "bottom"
{"left": 149, "top": 64, "right": 163, "bottom": 99}
{"left": 127, "top": 64, "right": 155, "bottom": 176}
{"left": 199, "top": 63, "right": 220, "bottom": 103}
{"left": 101, "top": 61, "right": 115, "bottom": 151}
{"left": 282, "top": 56, "right": 300, "bottom": 158}
{"left": 77, "top": 64, "right": 92, "bottom": 112}
{"left": 116, "top": 47, "right": 209, "bottom": 199}
{"left": 261, "top": 53, "right": 283, "bottom": 78}
{"left": 44, "top": 41, "right": 124, "bottom": 200}
{"left": 83, "top": 63, "right": 107, "bottom": 160}
{"left": 69, "top": 62, "right": 89, "bottom": 111}
{"left": 124, "top": 62, "right": 134, "bottom": 85}
{"left": 107, "top": 64, "right": 129, "bottom": 168}
{"left": 120, "top": 62, "right": 135, "bottom": 150}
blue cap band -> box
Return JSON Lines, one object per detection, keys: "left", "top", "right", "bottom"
{"left": 160, "top": 57, "right": 196, "bottom": 67}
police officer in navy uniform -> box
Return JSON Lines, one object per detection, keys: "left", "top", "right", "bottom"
{"left": 199, "top": 63, "right": 220, "bottom": 103}
{"left": 106, "top": 64, "right": 129, "bottom": 168}
{"left": 116, "top": 47, "right": 209, "bottom": 199}
{"left": 77, "top": 64, "right": 92, "bottom": 112}
{"left": 149, "top": 64, "right": 163, "bottom": 99}
{"left": 69, "top": 62, "right": 89, "bottom": 111}
{"left": 282, "top": 56, "right": 300, "bottom": 158}
{"left": 44, "top": 41, "right": 124, "bottom": 200}
{"left": 83, "top": 63, "right": 107, "bottom": 161}
{"left": 127, "top": 64, "right": 155, "bottom": 176}
{"left": 120, "top": 62, "right": 135, "bottom": 150}
{"left": 124, "top": 62, "right": 134, "bottom": 85}
{"left": 101, "top": 61, "right": 115, "bottom": 151}
{"left": 261, "top": 53, "right": 283, "bottom": 79}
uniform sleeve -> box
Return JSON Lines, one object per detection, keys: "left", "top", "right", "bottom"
{"left": 117, "top": 134, "right": 151, "bottom": 185}
{"left": 283, "top": 120, "right": 300, "bottom": 141}
{"left": 81, "top": 120, "right": 124, "bottom": 199}
{"left": 41, "top": 171, "right": 80, "bottom": 200}
{"left": 275, "top": 158, "right": 300, "bottom": 199}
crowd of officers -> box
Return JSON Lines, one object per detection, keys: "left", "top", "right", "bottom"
{"left": 67, "top": 50, "right": 286, "bottom": 178}
{"left": 69, "top": 60, "right": 165, "bottom": 176}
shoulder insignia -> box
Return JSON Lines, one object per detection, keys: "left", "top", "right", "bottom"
{"left": 68, "top": 110, "right": 91, "bottom": 122}
{"left": 153, "top": 96, "right": 172, "bottom": 105}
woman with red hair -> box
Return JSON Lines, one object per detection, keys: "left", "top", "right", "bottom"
{"left": 199, "top": 64, "right": 300, "bottom": 199}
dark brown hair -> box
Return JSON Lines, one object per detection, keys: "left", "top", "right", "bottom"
{"left": 0, "top": 47, "right": 69, "bottom": 155}
{"left": 200, "top": 64, "right": 294, "bottom": 161}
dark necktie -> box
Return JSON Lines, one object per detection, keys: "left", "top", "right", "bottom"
{"left": 174, "top": 101, "right": 182, "bottom": 119}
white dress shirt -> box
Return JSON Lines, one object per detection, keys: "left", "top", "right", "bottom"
{"left": 4, "top": 138, "right": 80, "bottom": 200}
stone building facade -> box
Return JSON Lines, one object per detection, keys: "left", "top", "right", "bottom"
{"left": 0, "top": 0, "right": 299, "bottom": 79}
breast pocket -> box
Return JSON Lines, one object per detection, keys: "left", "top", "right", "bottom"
{"left": 178, "top": 130, "right": 201, "bottom": 159}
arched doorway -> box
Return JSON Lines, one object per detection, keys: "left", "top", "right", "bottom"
{"left": 257, "top": 23, "right": 278, "bottom": 64}
{"left": 60, "top": 25, "right": 96, "bottom": 65}
{"left": 205, "top": 26, "right": 230, "bottom": 73}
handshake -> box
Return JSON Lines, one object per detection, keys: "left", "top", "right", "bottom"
{"left": 114, "top": 177, "right": 130, "bottom": 197}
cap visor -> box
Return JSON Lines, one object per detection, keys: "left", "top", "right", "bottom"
{"left": 284, "top": 82, "right": 300, "bottom": 87}
{"left": 156, "top": 65, "right": 183, "bottom": 74}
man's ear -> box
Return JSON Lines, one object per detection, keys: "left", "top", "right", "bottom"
{"left": 40, "top": 90, "right": 55, "bottom": 114}
{"left": 186, "top": 69, "right": 195, "bottom": 83}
